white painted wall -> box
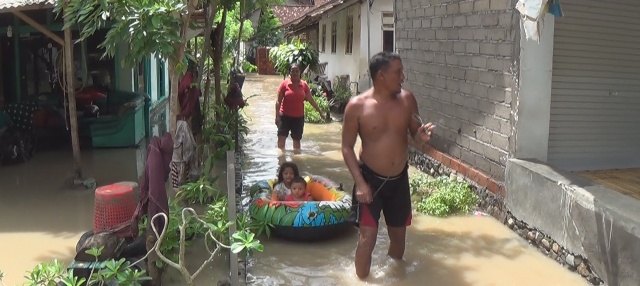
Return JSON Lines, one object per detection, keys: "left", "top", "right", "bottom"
{"left": 318, "top": 5, "right": 361, "bottom": 83}
{"left": 514, "top": 16, "right": 555, "bottom": 162}
{"left": 358, "top": 0, "right": 393, "bottom": 90}
{"left": 317, "top": 0, "right": 392, "bottom": 90}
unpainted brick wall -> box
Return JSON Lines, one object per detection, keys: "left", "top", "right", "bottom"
{"left": 395, "top": 0, "right": 518, "bottom": 181}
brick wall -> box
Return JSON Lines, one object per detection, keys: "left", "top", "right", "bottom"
{"left": 395, "top": 0, "right": 518, "bottom": 182}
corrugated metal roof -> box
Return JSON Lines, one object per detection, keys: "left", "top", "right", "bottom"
{"left": 0, "top": 0, "right": 54, "bottom": 11}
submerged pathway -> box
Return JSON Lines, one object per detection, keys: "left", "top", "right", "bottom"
{"left": 236, "top": 74, "right": 588, "bottom": 286}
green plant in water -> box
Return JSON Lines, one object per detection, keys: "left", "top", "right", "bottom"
{"left": 331, "top": 76, "right": 353, "bottom": 107}
{"left": 203, "top": 103, "right": 250, "bottom": 161}
{"left": 413, "top": 174, "right": 480, "bottom": 217}
{"left": 304, "top": 95, "right": 330, "bottom": 124}
{"left": 22, "top": 247, "right": 148, "bottom": 286}
{"left": 269, "top": 39, "right": 319, "bottom": 77}
{"left": 202, "top": 197, "right": 273, "bottom": 246}
{"left": 242, "top": 60, "right": 257, "bottom": 73}
{"left": 138, "top": 201, "right": 205, "bottom": 268}
{"left": 176, "top": 175, "right": 221, "bottom": 204}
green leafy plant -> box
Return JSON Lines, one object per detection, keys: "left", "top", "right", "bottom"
{"left": 268, "top": 39, "right": 319, "bottom": 77}
{"left": 138, "top": 201, "right": 205, "bottom": 268}
{"left": 413, "top": 175, "right": 480, "bottom": 217}
{"left": 22, "top": 247, "right": 148, "bottom": 286}
{"left": 146, "top": 207, "right": 264, "bottom": 286}
{"left": 203, "top": 103, "right": 249, "bottom": 160}
{"left": 176, "top": 175, "right": 221, "bottom": 204}
{"left": 330, "top": 76, "right": 353, "bottom": 113}
{"left": 242, "top": 60, "right": 257, "bottom": 73}
{"left": 251, "top": 7, "right": 284, "bottom": 47}
{"left": 304, "top": 95, "right": 330, "bottom": 124}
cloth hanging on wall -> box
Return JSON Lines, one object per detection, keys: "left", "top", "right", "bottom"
{"left": 516, "top": 0, "right": 563, "bottom": 42}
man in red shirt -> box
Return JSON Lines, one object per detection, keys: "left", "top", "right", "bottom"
{"left": 275, "top": 64, "right": 326, "bottom": 151}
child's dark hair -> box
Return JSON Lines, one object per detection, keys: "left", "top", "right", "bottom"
{"left": 277, "top": 162, "right": 300, "bottom": 183}
{"left": 291, "top": 176, "right": 307, "bottom": 187}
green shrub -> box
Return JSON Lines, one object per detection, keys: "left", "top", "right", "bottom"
{"left": 411, "top": 174, "right": 480, "bottom": 217}
{"left": 304, "top": 95, "right": 330, "bottom": 124}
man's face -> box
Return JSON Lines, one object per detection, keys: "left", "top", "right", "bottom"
{"left": 378, "top": 59, "right": 405, "bottom": 94}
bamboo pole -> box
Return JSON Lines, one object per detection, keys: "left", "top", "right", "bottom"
{"left": 63, "top": 2, "right": 83, "bottom": 180}
{"left": 226, "top": 150, "right": 239, "bottom": 286}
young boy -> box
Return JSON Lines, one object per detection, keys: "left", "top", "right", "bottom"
{"left": 284, "top": 176, "right": 313, "bottom": 201}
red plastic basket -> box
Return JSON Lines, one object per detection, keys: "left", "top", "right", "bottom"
{"left": 93, "top": 182, "right": 137, "bottom": 238}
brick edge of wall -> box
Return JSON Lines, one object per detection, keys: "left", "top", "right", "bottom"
{"left": 411, "top": 141, "right": 506, "bottom": 197}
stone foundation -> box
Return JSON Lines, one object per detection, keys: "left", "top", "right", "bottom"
{"left": 408, "top": 148, "right": 604, "bottom": 286}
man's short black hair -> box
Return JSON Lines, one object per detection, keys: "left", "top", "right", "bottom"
{"left": 369, "top": 51, "right": 402, "bottom": 83}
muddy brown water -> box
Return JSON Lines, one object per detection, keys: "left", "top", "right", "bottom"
{"left": 0, "top": 74, "right": 587, "bottom": 286}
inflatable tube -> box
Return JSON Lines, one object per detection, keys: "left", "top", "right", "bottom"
{"left": 248, "top": 175, "right": 353, "bottom": 241}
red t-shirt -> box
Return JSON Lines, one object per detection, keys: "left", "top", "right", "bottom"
{"left": 285, "top": 192, "right": 312, "bottom": 201}
{"left": 278, "top": 78, "right": 310, "bottom": 118}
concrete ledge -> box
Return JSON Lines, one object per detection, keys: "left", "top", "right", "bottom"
{"left": 506, "top": 159, "right": 640, "bottom": 286}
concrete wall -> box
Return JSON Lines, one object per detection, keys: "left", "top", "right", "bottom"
{"left": 395, "top": 0, "right": 518, "bottom": 181}
{"left": 507, "top": 159, "right": 640, "bottom": 286}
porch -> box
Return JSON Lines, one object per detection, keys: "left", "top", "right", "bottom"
{"left": 507, "top": 1, "right": 640, "bottom": 285}
{"left": 577, "top": 169, "right": 640, "bottom": 200}
{"left": 0, "top": 5, "right": 169, "bottom": 151}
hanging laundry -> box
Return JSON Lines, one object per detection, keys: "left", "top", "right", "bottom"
{"left": 548, "top": 0, "right": 564, "bottom": 17}
{"left": 516, "top": 0, "right": 548, "bottom": 42}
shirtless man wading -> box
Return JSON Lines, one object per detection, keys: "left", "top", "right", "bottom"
{"left": 342, "top": 51, "right": 435, "bottom": 279}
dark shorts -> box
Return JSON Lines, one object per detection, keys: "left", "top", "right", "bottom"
{"left": 277, "top": 115, "right": 304, "bottom": 140}
{"left": 349, "top": 162, "right": 412, "bottom": 228}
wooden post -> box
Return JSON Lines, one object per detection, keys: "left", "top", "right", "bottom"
{"left": 226, "top": 150, "right": 239, "bottom": 286}
{"left": 63, "top": 3, "right": 83, "bottom": 180}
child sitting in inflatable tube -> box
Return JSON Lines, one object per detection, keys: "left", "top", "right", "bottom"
{"left": 272, "top": 162, "right": 301, "bottom": 201}
{"left": 284, "top": 176, "right": 313, "bottom": 201}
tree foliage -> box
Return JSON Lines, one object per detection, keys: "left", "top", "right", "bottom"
{"left": 55, "top": 0, "right": 190, "bottom": 72}
{"left": 253, "top": 8, "right": 283, "bottom": 47}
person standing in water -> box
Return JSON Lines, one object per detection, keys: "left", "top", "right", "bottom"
{"left": 341, "top": 51, "right": 434, "bottom": 279}
{"left": 275, "top": 63, "right": 327, "bottom": 151}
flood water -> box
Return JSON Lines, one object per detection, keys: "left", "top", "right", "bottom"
{"left": 0, "top": 148, "right": 145, "bottom": 286}
{"left": 0, "top": 74, "right": 588, "bottom": 286}
{"left": 237, "top": 75, "right": 589, "bottom": 286}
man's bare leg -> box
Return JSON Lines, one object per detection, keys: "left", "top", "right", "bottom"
{"left": 355, "top": 226, "right": 378, "bottom": 279}
{"left": 387, "top": 226, "right": 407, "bottom": 259}
{"left": 277, "top": 136, "right": 287, "bottom": 150}
{"left": 293, "top": 139, "right": 301, "bottom": 150}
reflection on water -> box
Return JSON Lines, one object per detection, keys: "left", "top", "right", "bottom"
{"left": 0, "top": 147, "right": 145, "bottom": 286}
{"left": 239, "top": 75, "right": 588, "bottom": 286}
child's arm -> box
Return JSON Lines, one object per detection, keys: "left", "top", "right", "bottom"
{"left": 271, "top": 191, "right": 279, "bottom": 201}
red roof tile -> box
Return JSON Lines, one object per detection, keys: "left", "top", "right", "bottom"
{"left": 272, "top": 5, "right": 313, "bottom": 26}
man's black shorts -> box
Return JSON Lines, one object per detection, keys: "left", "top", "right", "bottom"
{"left": 277, "top": 115, "right": 304, "bottom": 140}
{"left": 349, "top": 162, "right": 412, "bottom": 228}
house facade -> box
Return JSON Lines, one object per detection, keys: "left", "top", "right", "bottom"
{"left": 317, "top": 0, "right": 394, "bottom": 91}
{"left": 395, "top": 0, "right": 640, "bottom": 285}
{"left": 0, "top": 4, "right": 170, "bottom": 141}
{"left": 280, "top": 0, "right": 394, "bottom": 92}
